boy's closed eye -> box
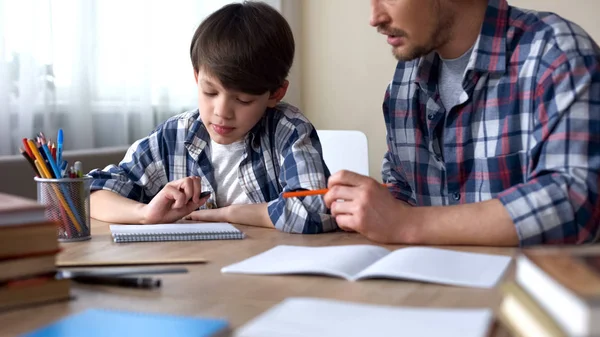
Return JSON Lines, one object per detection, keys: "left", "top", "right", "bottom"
{"left": 236, "top": 98, "right": 254, "bottom": 105}
{"left": 202, "top": 91, "right": 254, "bottom": 105}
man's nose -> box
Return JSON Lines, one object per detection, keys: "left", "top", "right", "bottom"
{"left": 370, "top": 0, "right": 388, "bottom": 27}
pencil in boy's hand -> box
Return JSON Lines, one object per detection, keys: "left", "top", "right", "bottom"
{"left": 282, "top": 183, "right": 395, "bottom": 198}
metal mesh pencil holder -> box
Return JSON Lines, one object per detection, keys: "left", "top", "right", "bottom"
{"left": 35, "top": 176, "right": 92, "bottom": 242}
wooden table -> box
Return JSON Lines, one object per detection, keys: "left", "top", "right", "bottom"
{"left": 0, "top": 220, "right": 516, "bottom": 336}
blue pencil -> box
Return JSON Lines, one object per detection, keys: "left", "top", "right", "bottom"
{"left": 57, "top": 128, "right": 63, "bottom": 165}
{"left": 42, "top": 143, "right": 61, "bottom": 179}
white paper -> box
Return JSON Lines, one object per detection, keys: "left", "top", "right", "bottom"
{"left": 222, "top": 245, "right": 511, "bottom": 288}
{"left": 235, "top": 297, "right": 493, "bottom": 337}
{"left": 354, "top": 247, "right": 512, "bottom": 288}
{"left": 221, "top": 245, "right": 390, "bottom": 280}
{"left": 110, "top": 222, "right": 239, "bottom": 234}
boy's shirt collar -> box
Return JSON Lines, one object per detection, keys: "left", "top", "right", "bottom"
{"left": 184, "top": 111, "right": 210, "bottom": 163}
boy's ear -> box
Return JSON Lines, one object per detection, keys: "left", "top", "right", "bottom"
{"left": 194, "top": 71, "right": 199, "bottom": 84}
{"left": 267, "top": 80, "right": 289, "bottom": 108}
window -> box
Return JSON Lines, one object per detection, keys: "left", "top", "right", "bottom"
{"left": 0, "top": 0, "right": 283, "bottom": 155}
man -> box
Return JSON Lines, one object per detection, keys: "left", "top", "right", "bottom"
{"left": 324, "top": 0, "right": 600, "bottom": 246}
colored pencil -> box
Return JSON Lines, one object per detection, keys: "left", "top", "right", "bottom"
{"left": 20, "top": 148, "right": 39, "bottom": 177}
{"left": 28, "top": 140, "right": 83, "bottom": 232}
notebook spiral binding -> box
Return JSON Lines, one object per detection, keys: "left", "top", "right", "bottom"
{"left": 113, "top": 231, "right": 245, "bottom": 243}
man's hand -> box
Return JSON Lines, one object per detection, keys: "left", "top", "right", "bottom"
{"left": 140, "top": 176, "right": 209, "bottom": 224}
{"left": 324, "top": 170, "right": 420, "bottom": 244}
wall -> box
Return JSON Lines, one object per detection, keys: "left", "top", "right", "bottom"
{"left": 301, "top": 0, "right": 395, "bottom": 179}
{"left": 280, "top": 0, "right": 303, "bottom": 109}
{"left": 300, "top": 0, "right": 600, "bottom": 180}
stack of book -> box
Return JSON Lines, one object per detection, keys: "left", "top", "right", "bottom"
{"left": 498, "top": 248, "right": 600, "bottom": 337}
{"left": 0, "top": 193, "right": 70, "bottom": 311}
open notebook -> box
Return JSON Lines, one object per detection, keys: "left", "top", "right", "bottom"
{"left": 110, "top": 223, "right": 244, "bottom": 243}
{"left": 221, "top": 245, "right": 511, "bottom": 288}
{"left": 235, "top": 297, "right": 493, "bottom": 337}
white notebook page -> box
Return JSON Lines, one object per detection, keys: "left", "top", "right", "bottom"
{"left": 221, "top": 245, "right": 390, "bottom": 280}
{"left": 235, "top": 297, "right": 493, "bottom": 337}
{"left": 354, "top": 247, "right": 512, "bottom": 288}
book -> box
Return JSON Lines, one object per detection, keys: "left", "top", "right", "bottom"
{"left": 235, "top": 297, "right": 493, "bottom": 337}
{"left": 516, "top": 249, "right": 600, "bottom": 337}
{"left": 109, "top": 223, "right": 245, "bottom": 243}
{"left": 0, "top": 222, "right": 58, "bottom": 258}
{"left": 0, "top": 250, "right": 58, "bottom": 282}
{"left": 0, "top": 193, "right": 47, "bottom": 226}
{"left": 0, "top": 277, "right": 70, "bottom": 312}
{"left": 221, "top": 245, "right": 511, "bottom": 288}
{"left": 497, "top": 282, "right": 566, "bottom": 337}
{"left": 23, "top": 308, "right": 229, "bottom": 337}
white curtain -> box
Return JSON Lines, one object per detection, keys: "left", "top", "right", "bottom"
{"left": 0, "top": 0, "right": 281, "bottom": 156}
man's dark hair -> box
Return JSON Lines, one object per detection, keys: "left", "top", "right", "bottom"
{"left": 190, "top": 1, "right": 294, "bottom": 95}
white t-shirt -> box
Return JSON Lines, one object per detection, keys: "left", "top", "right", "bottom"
{"left": 210, "top": 139, "right": 251, "bottom": 207}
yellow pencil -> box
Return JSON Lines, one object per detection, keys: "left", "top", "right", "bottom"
{"left": 27, "top": 140, "right": 52, "bottom": 178}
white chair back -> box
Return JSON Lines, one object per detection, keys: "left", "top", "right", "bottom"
{"left": 316, "top": 130, "right": 369, "bottom": 176}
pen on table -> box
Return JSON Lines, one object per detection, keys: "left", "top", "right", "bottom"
{"left": 69, "top": 275, "right": 161, "bottom": 289}
{"left": 59, "top": 266, "right": 188, "bottom": 277}
{"left": 282, "top": 183, "right": 395, "bottom": 198}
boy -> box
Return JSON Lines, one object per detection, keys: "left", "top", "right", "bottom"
{"left": 88, "top": 1, "right": 336, "bottom": 234}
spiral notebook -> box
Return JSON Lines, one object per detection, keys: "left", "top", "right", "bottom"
{"left": 109, "top": 223, "right": 245, "bottom": 243}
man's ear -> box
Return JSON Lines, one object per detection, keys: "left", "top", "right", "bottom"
{"left": 267, "top": 80, "right": 289, "bottom": 108}
{"left": 194, "top": 71, "right": 199, "bottom": 84}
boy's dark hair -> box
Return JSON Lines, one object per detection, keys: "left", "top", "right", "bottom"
{"left": 190, "top": 1, "right": 294, "bottom": 95}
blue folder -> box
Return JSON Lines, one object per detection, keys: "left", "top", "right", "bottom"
{"left": 22, "top": 308, "right": 229, "bottom": 337}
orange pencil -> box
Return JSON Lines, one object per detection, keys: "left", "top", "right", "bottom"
{"left": 22, "top": 138, "right": 35, "bottom": 159}
{"left": 282, "top": 183, "right": 394, "bottom": 198}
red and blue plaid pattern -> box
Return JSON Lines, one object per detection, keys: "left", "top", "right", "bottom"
{"left": 89, "top": 102, "right": 336, "bottom": 234}
{"left": 383, "top": 0, "right": 600, "bottom": 245}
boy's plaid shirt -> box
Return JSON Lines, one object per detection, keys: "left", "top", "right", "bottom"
{"left": 89, "top": 102, "right": 337, "bottom": 234}
{"left": 383, "top": 0, "right": 600, "bottom": 245}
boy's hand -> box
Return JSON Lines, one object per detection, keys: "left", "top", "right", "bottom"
{"left": 185, "top": 207, "right": 228, "bottom": 223}
{"left": 186, "top": 204, "right": 274, "bottom": 228}
{"left": 139, "top": 177, "right": 209, "bottom": 224}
